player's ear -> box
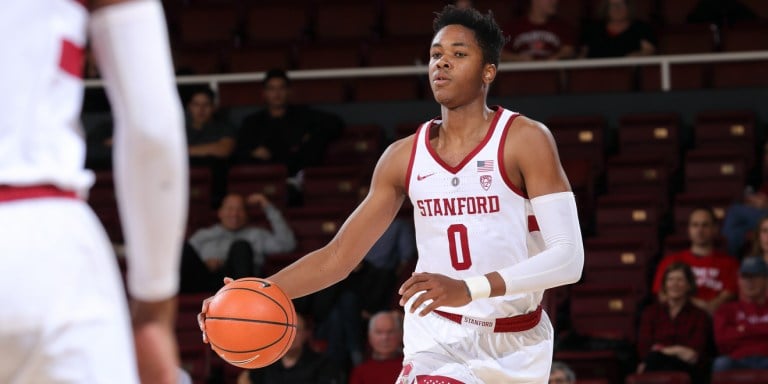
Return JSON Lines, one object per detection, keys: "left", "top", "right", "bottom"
{"left": 483, "top": 63, "right": 496, "bottom": 84}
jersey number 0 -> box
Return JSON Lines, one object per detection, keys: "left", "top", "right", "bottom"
{"left": 448, "top": 224, "right": 472, "bottom": 270}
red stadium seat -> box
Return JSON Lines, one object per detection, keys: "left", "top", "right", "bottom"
{"left": 228, "top": 47, "right": 291, "bottom": 73}
{"left": 659, "top": 0, "right": 700, "bottom": 25}
{"left": 494, "top": 70, "right": 562, "bottom": 96}
{"left": 684, "top": 148, "right": 748, "bottom": 200}
{"left": 227, "top": 164, "right": 289, "bottom": 208}
{"left": 625, "top": 371, "right": 691, "bottom": 384}
{"left": 566, "top": 67, "right": 635, "bottom": 94}
{"left": 352, "top": 76, "right": 422, "bottom": 102}
{"left": 243, "top": 4, "right": 308, "bottom": 45}
{"left": 314, "top": 2, "right": 379, "bottom": 42}
{"left": 383, "top": 1, "right": 443, "bottom": 40}
{"left": 617, "top": 113, "right": 682, "bottom": 169}
{"left": 295, "top": 42, "right": 363, "bottom": 70}
{"left": 712, "top": 369, "right": 768, "bottom": 384}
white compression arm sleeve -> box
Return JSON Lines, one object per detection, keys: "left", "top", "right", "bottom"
{"left": 498, "top": 192, "right": 584, "bottom": 295}
{"left": 90, "top": 0, "right": 188, "bottom": 301}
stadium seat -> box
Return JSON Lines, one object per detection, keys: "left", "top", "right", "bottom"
{"left": 366, "top": 40, "right": 429, "bottom": 67}
{"left": 547, "top": 114, "right": 607, "bottom": 172}
{"left": 639, "top": 64, "right": 708, "bottom": 92}
{"left": 605, "top": 154, "right": 673, "bottom": 198}
{"left": 290, "top": 78, "right": 350, "bottom": 104}
{"left": 217, "top": 81, "right": 261, "bottom": 108}
{"left": 243, "top": 4, "right": 308, "bottom": 45}
{"left": 494, "top": 70, "right": 562, "bottom": 96}
{"left": 617, "top": 113, "right": 682, "bottom": 169}
{"left": 566, "top": 67, "right": 635, "bottom": 94}
{"left": 295, "top": 42, "right": 363, "bottom": 70}
{"left": 554, "top": 350, "right": 623, "bottom": 383}
{"left": 383, "top": 1, "right": 443, "bottom": 40}
{"left": 658, "top": 24, "right": 716, "bottom": 54}
{"left": 659, "top": 0, "right": 700, "bottom": 25}
{"left": 352, "top": 76, "right": 422, "bottom": 102}
{"left": 177, "top": 6, "right": 240, "bottom": 48}
{"left": 174, "top": 49, "right": 223, "bottom": 75}
{"left": 323, "top": 136, "right": 382, "bottom": 169}
{"left": 314, "top": 2, "right": 380, "bottom": 42}
{"left": 569, "top": 283, "right": 639, "bottom": 343}
{"left": 712, "top": 60, "right": 768, "bottom": 89}
{"left": 228, "top": 47, "right": 291, "bottom": 73}
{"left": 227, "top": 164, "right": 289, "bottom": 208}
{"left": 712, "top": 369, "right": 768, "bottom": 384}
{"left": 693, "top": 110, "right": 757, "bottom": 166}
{"left": 721, "top": 24, "right": 768, "bottom": 52}
{"left": 684, "top": 148, "right": 748, "bottom": 200}
{"left": 625, "top": 371, "right": 691, "bottom": 384}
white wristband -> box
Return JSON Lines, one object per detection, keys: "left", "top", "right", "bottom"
{"left": 463, "top": 276, "right": 491, "bottom": 300}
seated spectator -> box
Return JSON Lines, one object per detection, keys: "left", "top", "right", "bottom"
{"left": 502, "top": 0, "right": 576, "bottom": 61}
{"left": 185, "top": 85, "right": 236, "bottom": 207}
{"left": 745, "top": 215, "right": 768, "bottom": 266}
{"left": 185, "top": 86, "right": 235, "bottom": 159}
{"left": 638, "top": 262, "right": 713, "bottom": 384}
{"left": 712, "top": 257, "right": 768, "bottom": 372}
{"left": 722, "top": 145, "right": 768, "bottom": 257}
{"left": 652, "top": 207, "right": 739, "bottom": 314}
{"left": 179, "top": 193, "right": 296, "bottom": 293}
{"left": 580, "top": 0, "right": 656, "bottom": 58}
{"left": 236, "top": 69, "right": 344, "bottom": 179}
{"left": 549, "top": 361, "right": 576, "bottom": 384}
{"left": 349, "top": 311, "right": 404, "bottom": 384}
{"left": 238, "top": 312, "right": 345, "bottom": 384}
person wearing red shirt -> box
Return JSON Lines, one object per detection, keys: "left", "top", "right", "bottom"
{"left": 502, "top": 0, "right": 576, "bottom": 61}
{"left": 638, "top": 262, "right": 713, "bottom": 383}
{"left": 713, "top": 257, "right": 768, "bottom": 371}
{"left": 653, "top": 207, "right": 739, "bottom": 314}
{"left": 349, "top": 311, "right": 404, "bottom": 384}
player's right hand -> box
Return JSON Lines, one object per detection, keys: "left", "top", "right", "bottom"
{"left": 198, "top": 277, "right": 233, "bottom": 343}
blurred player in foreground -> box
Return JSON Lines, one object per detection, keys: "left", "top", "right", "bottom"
{"left": 0, "top": 0, "right": 187, "bottom": 382}
{"left": 201, "top": 4, "right": 583, "bottom": 383}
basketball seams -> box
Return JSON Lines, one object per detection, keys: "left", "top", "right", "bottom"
{"left": 205, "top": 278, "right": 297, "bottom": 368}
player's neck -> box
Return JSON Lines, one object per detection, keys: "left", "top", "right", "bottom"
{"left": 439, "top": 102, "right": 495, "bottom": 139}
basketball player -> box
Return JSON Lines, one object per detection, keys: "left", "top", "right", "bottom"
{"left": 0, "top": 1, "right": 187, "bottom": 383}
{"left": 200, "top": 5, "right": 583, "bottom": 383}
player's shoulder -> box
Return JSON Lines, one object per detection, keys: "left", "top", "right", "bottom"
{"left": 505, "top": 113, "right": 554, "bottom": 144}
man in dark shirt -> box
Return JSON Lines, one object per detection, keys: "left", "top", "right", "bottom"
{"left": 236, "top": 69, "right": 344, "bottom": 177}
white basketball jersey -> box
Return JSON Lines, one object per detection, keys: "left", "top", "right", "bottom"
{"left": 406, "top": 107, "right": 543, "bottom": 319}
{"left": 0, "top": 0, "right": 93, "bottom": 194}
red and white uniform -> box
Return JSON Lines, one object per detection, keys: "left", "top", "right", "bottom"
{"left": 0, "top": 1, "right": 138, "bottom": 382}
{"left": 399, "top": 107, "right": 553, "bottom": 383}
{"left": 0, "top": 0, "right": 94, "bottom": 194}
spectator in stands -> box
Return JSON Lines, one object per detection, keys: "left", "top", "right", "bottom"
{"left": 502, "top": 0, "right": 576, "bottom": 61}
{"left": 185, "top": 85, "right": 236, "bottom": 207}
{"left": 239, "top": 312, "right": 345, "bottom": 384}
{"left": 236, "top": 69, "right": 345, "bottom": 179}
{"left": 722, "top": 144, "right": 768, "bottom": 257}
{"left": 638, "top": 262, "right": 713, "bottom": 384}
{"left": 580, "top": 0, "right": 656, "bottom": 58}
{"left": 712, "top": 256, "right": 768, "bottom": 372}
{"left": 548, "top": 361, "right": 576, "bottom": 384}
{"left": 746, "top": 216, "right": 768, "bottom": 266}
{"left": 349, "top": 311, "right": 404, "bottom": 384}
{"left": 179, "top": 193, "right": 296, "bottom": 293}
{"left": 186, "top": 86, "right": 235, "bottom": 159}
{"left": 652, "top": 207, "right": 739, "bottom": 314}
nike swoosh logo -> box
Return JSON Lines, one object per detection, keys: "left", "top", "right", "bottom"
{"left": 417, "top": 173, "right": 435, "bottom": 181}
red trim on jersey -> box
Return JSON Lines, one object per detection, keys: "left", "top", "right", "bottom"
{"left": 497, "top": 113, "right": 527, "bottom": 198}
{"left": 72, "top": 0, "right": 87, "bottom": 8}
{"left": 404, "top": 123, "right": 425, "bottom": 196}
{"left": 416, "top": 375, "right": 465, "bottom": 384}
{"left": 425, "top": 107, "right": 503, "bottom": 175}
{"left": 0, "top": 185, "right": 77, "bottom": 203}
{"left": 433, "top": 305, "right": 542, "bottom": 333}
{"left": 528, "top": 214, "right": 540, "bottom": 232}
{"left": 59, "top": 39, "right": 84, "bottom": 78}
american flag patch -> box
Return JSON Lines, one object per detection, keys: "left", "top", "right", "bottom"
{"left": 477, "top": 160, "right": 494, "bottom": 172}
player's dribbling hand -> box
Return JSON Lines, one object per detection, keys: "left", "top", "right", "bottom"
{"left": 198, "top": 277, "right": 234, "bottom": 343}
{"left": 398, "top": 272, "right": 471, "bottom": 316}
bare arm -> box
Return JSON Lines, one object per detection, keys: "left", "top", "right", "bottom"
{"left": 188, "top": 137, "right": 235, "bottom": 158}
{"left": 268, "top": 138, "right": 413, "bottom": 298}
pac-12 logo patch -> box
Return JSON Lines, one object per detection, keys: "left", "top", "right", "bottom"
{"left": 480, "top": 175, "right": 492, "bottom": 191}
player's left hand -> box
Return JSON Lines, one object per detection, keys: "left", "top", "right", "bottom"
{"left": 398, "top": 272, "right": 470, "bottom": 316}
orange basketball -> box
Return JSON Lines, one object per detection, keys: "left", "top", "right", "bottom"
{"left": 204, "top": 278, "right": 297, "bottom": 369}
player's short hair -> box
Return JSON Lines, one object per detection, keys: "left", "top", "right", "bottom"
{"left": 264, "top": 68, "right": 291, "bottom": 86}
{"left": 432, "top": 4, "right": 507, "bottom": 66}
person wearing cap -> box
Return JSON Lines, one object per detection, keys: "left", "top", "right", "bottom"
{"left": 712, "top": 256, "right": 768, "bottom": 372}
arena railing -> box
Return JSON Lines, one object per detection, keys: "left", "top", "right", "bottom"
{"left": 84, "top": 50, "right": 768, "bottom": 93}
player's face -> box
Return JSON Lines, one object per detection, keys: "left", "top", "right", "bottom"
{"left": 687, "top": 209, "right": 716, "bottom": 247}
{"left": 263, "top": 77, "right": 289, "bottom": 109}
{"left": 664, "top": 269, "right": 691, "bottom": 300}
{"left": 187, "top": 93, "right": 214, "bottom": 126}
{"left": 429, "top": 25, "right": 493, "bottom": 109}
{"left": 218, "top": 195, "right": 248, "bottom": 231}
{"left": 369, "top": 316, "right": 401, "bottom": 357}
